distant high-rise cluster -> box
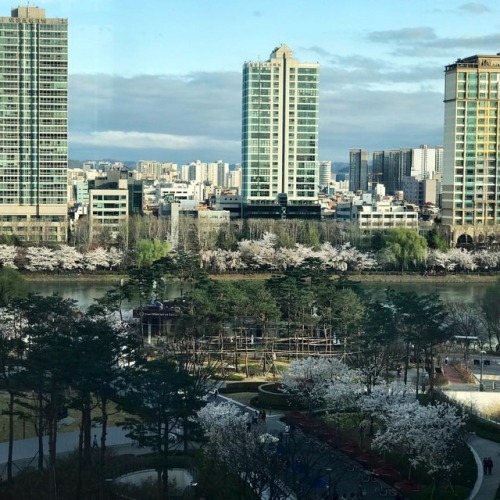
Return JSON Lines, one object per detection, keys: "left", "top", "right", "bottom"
{"left": 242, "top": 45, "right": 319, "bottom": 206}
{"left": 349, "top": 149, "right": 369, "bottom": 192}
{"left": 0, "top": 6, "right": 68, "bottom": 242}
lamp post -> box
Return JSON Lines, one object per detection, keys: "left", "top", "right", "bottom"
{"left": 479, "top": 339, "right": 484, "bottom": 392}
{"left": 325, "top": 468, "right": 333, "bottom": 500}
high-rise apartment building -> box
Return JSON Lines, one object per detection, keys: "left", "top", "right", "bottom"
{"left": 372, "top": 148, "right": 412, "bottom": 194}
{"left": 411, "top": 145, "right": 438, "bottom": 179}
{"left": 0, "top": 6, "right": 68, "bottom": 242}
{"left": 349, "top": 149, "right": 369, "bottom": 192}
{"left": 318, "top": 160, "right": 331, "bottom": 189}
{"left": 242, "top": 45, "right": 319, "bottom": 205}
{"left": 442, "top": 54, "right": 500, "bottom": 233}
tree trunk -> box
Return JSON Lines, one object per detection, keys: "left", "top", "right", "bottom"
{"left": 429, "top": 344, "right": 435, "bottom": 395}
{"left": 416, "top": 353, "right": 420, "bottom": 397}
{"left": 76, "top": 416, "right": 84, "bottom": 500}
{"left": 48, "top": 404, "right": 58, "bottom": 500}
{"left": 403, "top": 341, "right": 410, "bottom": 385}
{"left": 37, "top": 392, "right": 44, "bottom": 471}
{"left": 100, "top": 396, "right": 109, "bottom": 463}
{"left": 83, "top": 399, "right": 92, "bottom": 462}
{"left": 7, "top": 391, "right": 14, "bottom": 482}
{"left": 183, "top": 415, "right": 188, "bottom": 453}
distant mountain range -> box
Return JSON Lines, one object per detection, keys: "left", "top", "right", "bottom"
{"left": 332, "top": 162, "right": 348, "bottom": 173}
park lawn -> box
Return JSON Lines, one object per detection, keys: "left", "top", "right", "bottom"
{"left": 0, "top": 392, "right": 130, "bottom": 442}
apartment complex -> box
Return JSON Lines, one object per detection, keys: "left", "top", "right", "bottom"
{"left": 89, "top": 186, "right": 128, "bottom": 243}
{"left": 242, "top": 45, "right": 319, "bottom": 206}
{"left": 371, "top": 145, "right": 442, "bottom": 195}
{"left": 442, "top": 54, "right": 500, "bottom": 241}
{"left": 0, "top": 6, "right": 68, "bottom": 242}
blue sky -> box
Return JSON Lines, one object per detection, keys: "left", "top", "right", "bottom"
{"left": 6, "top": 0, "right": 500, "bottom": 163}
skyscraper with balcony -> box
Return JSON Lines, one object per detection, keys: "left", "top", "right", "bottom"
{"left": 0, "top": 6, "right": 68, "bottom": 242}
{"left": 442, "top": 54, "right": 500, "bottom": 243}
{"left": 242, "top": 45, "right": 319, "bottom": 207}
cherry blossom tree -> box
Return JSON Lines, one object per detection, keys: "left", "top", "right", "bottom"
{"left": 447, "top": 248, "right": 477, "bottom": 272}
{"left": 24, "top": 246, "right": 58, "bottom": 272}
{"left": 198, "top": 402, "right": 284, "bottom": 499}
{"left": 371, "top": 401, "right": 467, "bottom": 485}
{"left": 54, "top": 245, "right": 84, "bottom": 272}
{"left": 474, "top": 250, "right": 500, "bottom": 271}
{"left": 360, "top": 381, "right": 415, "bottom": 418}
{"left": 280, "top": 356, "right": 354, "bottom": 415}
{"left": 0, "top": 245, "right": 18, "bottom": 268}
{"left": 84, "top": 247, "right": 111, "bottom": 270}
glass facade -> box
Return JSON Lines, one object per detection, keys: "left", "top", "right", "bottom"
{"left": 242, "top": 45, "right": 319, "bottom": 204}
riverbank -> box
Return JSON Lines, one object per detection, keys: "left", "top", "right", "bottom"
{"left": 22, "top": 271, "right": 499, "bottom": 284}
{"left": 23, "top": 273, "right": 127, "bottom": 282}
{"left": 210, "top": 272, "right": 500, "bottom": 284}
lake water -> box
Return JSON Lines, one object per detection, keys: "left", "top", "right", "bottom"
{"left": 26, "top": 278, "right": 491, "bottom": 310}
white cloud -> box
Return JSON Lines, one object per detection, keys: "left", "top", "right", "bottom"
{"left": 459, "top": 2, "right": 491, "bottom": 14}
{"left": 71, "top": 130, "right": 239, "bottom": 151}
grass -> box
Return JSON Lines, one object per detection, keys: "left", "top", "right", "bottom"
{"left": 0, "top": 392, "right": 130, "bottom": 442}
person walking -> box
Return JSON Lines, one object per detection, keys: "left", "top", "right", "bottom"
{"left": 93, "top": 435, "right": 98, "bottom": 448}
{"left": 487, "top": 457, "right": 494, "bottom": 475}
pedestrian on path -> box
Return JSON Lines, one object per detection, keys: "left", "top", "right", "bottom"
{"left": 93, "top": 435, "right": 98, "bottom": 448}
{"left": 487, "top": 457, "right": 494, "bottom": 475}
{"left": 483, "top": 457, "right": 488, "bottom": 474}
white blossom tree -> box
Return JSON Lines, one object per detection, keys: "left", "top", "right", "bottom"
{"left": 84, "top": 247, "right": 110, "bottom": 270}
{"left": 371, "top": 401, "right": 467, "bottom": 484}
{"left": 54, "top": 245, "right": 84, "bottom": 271}
{"left": 198, "top": 402, "right": 284, "bottom": 499}
{"left": 474, "top": 250, "right": 500, "bottom": 271}
{"left": 107, "top": 247, "right": 125, "bottom": 269}
{"left": 0, "top": 245, "right": 17, "bottom": 268}
{"left": 24, "top": 247, "right": 58, "bottom": 272}
{"left": 360, "top": 381, "right": 415, "bottom": 417}
{"left": 447, "top": 248, "right": 477, "bottom": 272}
{"left": 280, "top": 356, "right": 354, "bottom": 415}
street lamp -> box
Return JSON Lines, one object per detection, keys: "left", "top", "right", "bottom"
{"left": 479, "top": 339, "right": 484, "bottom": 392}
{"left": 325, "top": 468, "right": 333, "bottom": 500}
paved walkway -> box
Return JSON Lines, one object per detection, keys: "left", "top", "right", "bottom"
{"left": 443, "top": 364, "right": 469, "bottom": 385}
{"left": 1, "top": 395, "right": 499, "bottom": 499}
{"left": 440, "top": 364, "right": 500, "bottom": 499}
{"left": 0, "top": 426, "right": 147, "bottom": 480}
{"left": 221, "top": 393, "right": 500, "bottom": 500}
{"left": 468, "top": 434, "right": 500, "bottom": 500}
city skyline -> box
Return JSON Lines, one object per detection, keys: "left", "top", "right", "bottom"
{"left": 4, "top": 1, "right": 500, "bottom": 163}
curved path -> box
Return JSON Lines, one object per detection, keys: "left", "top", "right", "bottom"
{"left": 0, "top": 426, "right": 148, "bottom": 479}
{"left": 468, "top": 434, "right": 500, "bottom": 500}
{"left": 1, "top": 395, "right": 499, "bottom": 499}
{"left": 442, "top": 364, "right": 500, "bottom": 499}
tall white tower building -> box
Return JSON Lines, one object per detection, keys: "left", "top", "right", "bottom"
{"left": 242, "top": 45, "right": 319, "bottom": 205}
{"left": 0, "top": 6, "right": 68, "bottom": 242}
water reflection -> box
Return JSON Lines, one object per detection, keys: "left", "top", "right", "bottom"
{"left": 362, "top": 281, "right": 488, "bottom": 304}
{"left": 27, "top": 278, "right": 488, "bottom": 309}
